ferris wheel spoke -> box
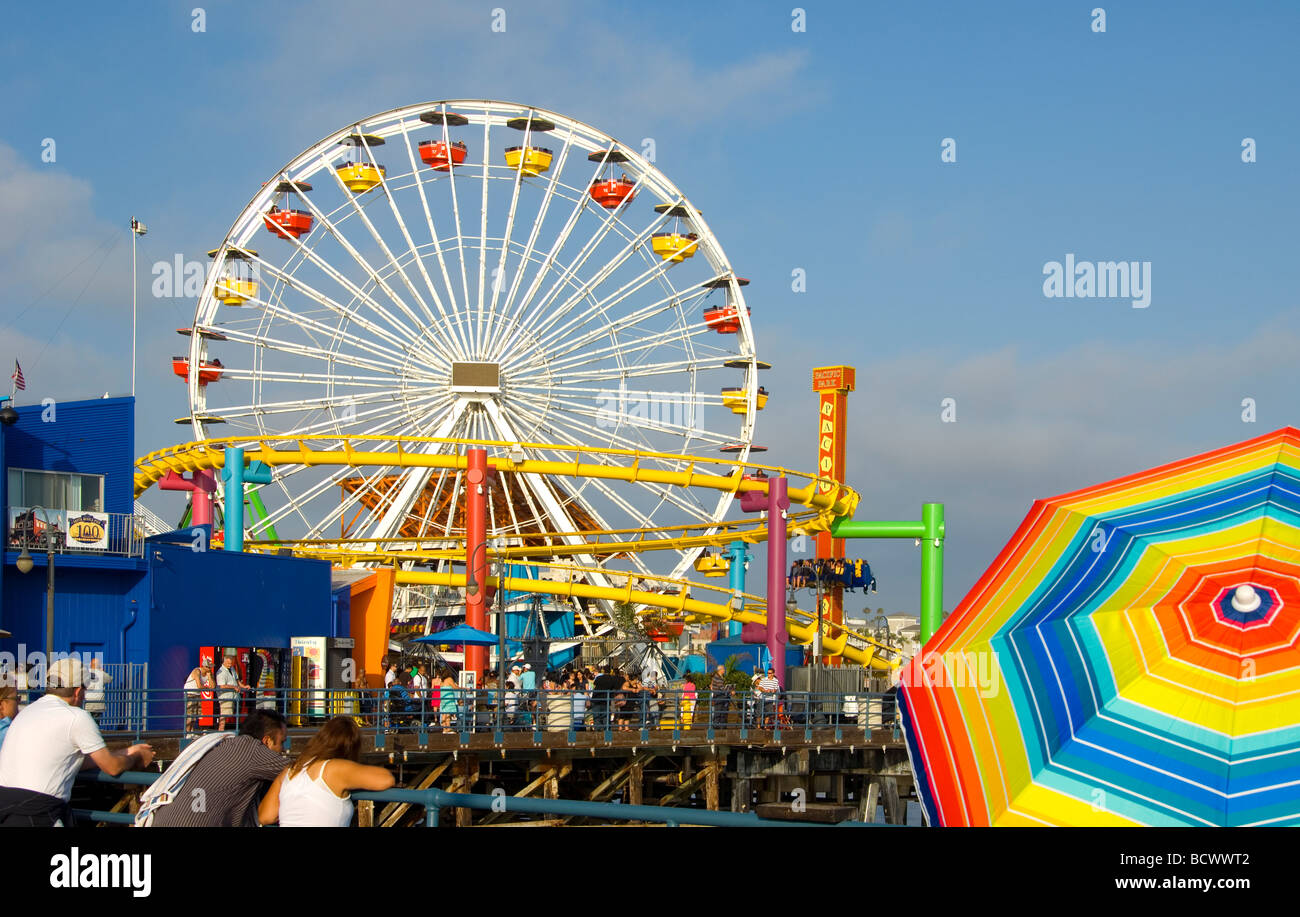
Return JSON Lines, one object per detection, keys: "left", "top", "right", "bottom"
{"left": 518, "top": 283, "right": 711, "bottom": 375}
{"left": 241, "top": 252, "right": 442, "bottom": 365}
{"left": 524, "top": 357, "right": 724, "bottom": 386}
{"left": 367, "top": 128, "right": 465, "bottom": 348}
{"left": 512, "top": 406, "right": 717, "bottom": 550}
{"left": 361, "top": 400, "right": 466, "bottom": 541}
{"left": 474, "top": 116, "right": 494, "bottom": 356}
{"left": 507, "top": 206, "right": 672, "bottom": 349}
{"left": 276, "top": 184, "right": 428, "bottom": 351}
{"left": 213, "top": 327, "right": 409, "bottom": 379}
{"left": 482, "top": 125, "right": 579, "bottom": 357}
{"left": 397, "top": 117, "right": 473, "bottom": 359}
{"left": 532, "top": 324, "right": 717, "bottom": 381}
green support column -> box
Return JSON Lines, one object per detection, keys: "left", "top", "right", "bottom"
{"left": 920, "top": 502, "right": 945, "bottom": 643}
{"left": 830, "top": 503, "right": 946, "bottom": 644}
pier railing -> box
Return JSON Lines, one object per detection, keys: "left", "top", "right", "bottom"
{"left": 75, "top": 770, "right": 883, "bottom": 827}
{"left": 31, "top": 686, "right": 902, "bottom": 748}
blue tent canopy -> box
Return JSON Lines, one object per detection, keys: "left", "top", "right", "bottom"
{"left": 413, "top": 623, "right": 498, "bottom": 646}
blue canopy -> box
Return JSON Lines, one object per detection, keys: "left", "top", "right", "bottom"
{"left": 413, "top": 623, "right": 498, "bottom": 647}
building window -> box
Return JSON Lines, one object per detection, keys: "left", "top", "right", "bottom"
{"left": 7, "top": 468, "right": 104, "bottom": 512}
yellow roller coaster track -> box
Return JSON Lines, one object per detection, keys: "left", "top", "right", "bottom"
{"left": 135, "top": 436, "right": 895, "bottom": 669}
{"left": 269, "top": 549, "right": 899, "bottom": 670}
{"left": 133, "top": 435, "right": 859, "bottom": 523}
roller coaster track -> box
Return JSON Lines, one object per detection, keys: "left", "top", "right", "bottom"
{"left": 135, "top": 436, "right": 897, "bottom": 669}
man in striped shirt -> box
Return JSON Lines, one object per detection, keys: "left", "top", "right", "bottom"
{"left": 149, "top": 710, "right": 287, "bottom": 827}
{"left": 757, "top": 668, "right": 780, "bottom": 727}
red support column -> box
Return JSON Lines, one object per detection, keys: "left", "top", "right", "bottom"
{"left": 465, "top": 448, "right": 489, "bottom": 678}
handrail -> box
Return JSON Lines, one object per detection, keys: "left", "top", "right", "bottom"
{"left": 78, "top": 771, "right": 881, "bottom": 827}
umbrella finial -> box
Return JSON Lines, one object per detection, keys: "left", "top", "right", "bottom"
{"left": 1232, "top": 584, "right": 1262, "bottom": 613}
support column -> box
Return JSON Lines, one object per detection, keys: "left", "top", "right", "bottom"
{"left": 705, "top": 756, "right": 721, "bottom": 811}
{"left": 465, "top": 448, "right": 489, "bottom": 678}
{"left": 726, "top": 540, "right": 748, "bottom": 638}
{"left": 767, "top": 477, "right": 790, "bottom": 688}
{"left": 628, "top": 762, "right": 644, "bottom": 806}
{"left": 920, "top": 502, "right": 945, "bottom": 644}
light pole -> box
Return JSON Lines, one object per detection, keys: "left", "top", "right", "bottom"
{"left": 130, "top": 218, "right": 147, "bottom": 398}
{"left": 15, "top": 505, "right": 56, "bottom": 661}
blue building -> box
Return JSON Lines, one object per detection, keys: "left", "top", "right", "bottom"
{"left": 0, "top": 396, "right": 339, "bottom": 711}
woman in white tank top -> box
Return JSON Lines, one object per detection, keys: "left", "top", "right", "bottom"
{"left": 258, "top": 716, "right": 395, "bottom": 827}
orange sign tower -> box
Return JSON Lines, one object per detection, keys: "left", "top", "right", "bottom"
{"left": 812, "top": 365, "right": 855, "bottom": 665}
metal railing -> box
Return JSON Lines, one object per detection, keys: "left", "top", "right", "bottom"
{"left": 67, "top": 686, "right": 901, "bottom": 748}
{"left": 74, "top": 770, "right": 883, "bottom": 827}
{"left": 6, "top": 507, "right": 146, "bottom": 558}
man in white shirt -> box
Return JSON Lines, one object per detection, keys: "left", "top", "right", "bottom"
{"left": 216, "top": 654, "right": 248, "bottom": 731}
{"left": 0, "top": 657, "right": 154, "bottom": 826}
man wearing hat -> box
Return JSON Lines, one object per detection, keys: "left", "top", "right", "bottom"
{"left": 0, "top": 657, "right": 154, "bottom": 826}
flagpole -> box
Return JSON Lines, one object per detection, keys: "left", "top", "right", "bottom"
{"left": 131, "top": 218, "right": 137, "bottom": 398}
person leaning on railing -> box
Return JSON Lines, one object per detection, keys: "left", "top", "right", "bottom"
{"left": 258, "top": 716, "right": 394, "bottom": 828}
{"left": 0, "top": 658, "right": 154, "bottom": 827}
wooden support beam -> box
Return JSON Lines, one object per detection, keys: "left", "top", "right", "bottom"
{"left": 658, "top": 770, "right": 707, "bottom": 807}
{"left": 880, "top": 776, "right": 902, "bottom": 825}
{"left": 860, "top": 778, "right": 880, "bottom": 823}
{"left": 450, "top": 756, "right": 481, "bottom": 827}
{"left": 379, "top": 757, "right": 453, "bottom": 828}
{"left": 586, "top": 752, "right": 656, "bottom": 802}
{"left": 358, "top": 799, "right": 374, "bottom": 827}
{"left": 628, "top": 762, "right": 644, "bottom": 807}
{"left": 704, "top": 756, "right": 720, "bottom": 811}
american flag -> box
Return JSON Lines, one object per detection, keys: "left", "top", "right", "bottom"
{"left": 11, "top": 360, "right": 25, "bottom": 391}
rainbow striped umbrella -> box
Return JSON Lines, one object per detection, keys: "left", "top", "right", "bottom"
{"left": 900, "top": 427, "right": 1300, "bottom": 826}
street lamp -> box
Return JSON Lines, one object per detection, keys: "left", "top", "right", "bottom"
{"left": 15, "top": 505, "right": 57, "bottom": 660}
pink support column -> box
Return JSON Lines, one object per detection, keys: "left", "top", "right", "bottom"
{"left": 159, "top": 469, "right": 218, "bottom": 529}
{"left": 766, "top": 476, "right": 791, "bottom": 688}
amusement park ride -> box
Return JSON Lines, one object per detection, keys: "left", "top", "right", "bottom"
{"left": 147, "top": 100, "right": 945, "bottom": 686}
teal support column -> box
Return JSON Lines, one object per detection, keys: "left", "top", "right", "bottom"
{"left": 725, "top": 540, "right": 749, "bottom": 638}
{"left": 221, "top": 446, "right": 273, "bottom": 552}
{"left": 920, "top": 503, "right": 945, "bottom": 643}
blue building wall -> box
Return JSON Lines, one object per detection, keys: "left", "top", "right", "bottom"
{"left": 3, "top": 396, "right": 135, "bottom": 514}
{"left": 147, "top": 541, "right": 335, "bottom": 696}
{"left": 1, "top": 396, "right": 144, "bottom": 654}
{"left": 2, "top": 397, "right": 339, "bottom": 714}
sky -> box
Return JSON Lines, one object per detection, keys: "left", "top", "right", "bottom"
{"left": 1, "top": 0, "right": 1297, "bottom": 623}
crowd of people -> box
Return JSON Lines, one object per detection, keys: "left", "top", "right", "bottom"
{"left": 372, "top": 657, "right": 791, "bottom": 733}
{"left": 0, "top": 656, "right": 394, "bottom": 828}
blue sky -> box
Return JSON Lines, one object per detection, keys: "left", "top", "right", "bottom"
{"left": 2, "top": 1, "right": 1297, "bottom": 621}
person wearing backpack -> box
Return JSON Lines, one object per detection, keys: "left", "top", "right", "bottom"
{"left": 141, "top": 710, "right": 287, "bottom": 827}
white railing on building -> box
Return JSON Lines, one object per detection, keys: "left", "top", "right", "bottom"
{"left": 6, "top": 507, "right": 146, "bottom": 558}
{"left": 132, "top": 500, "right": 173, "bottom": 537}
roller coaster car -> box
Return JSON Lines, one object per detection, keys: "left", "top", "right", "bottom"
{"left": 418, "top": 139, "right": 468, "bottom": 171}
{"left": 693, "top": 552, "right": 730, "bottom": 577}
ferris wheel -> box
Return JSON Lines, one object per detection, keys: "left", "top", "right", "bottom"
{"left": 182, "top": 100, "right": 766, "bottom": 580}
